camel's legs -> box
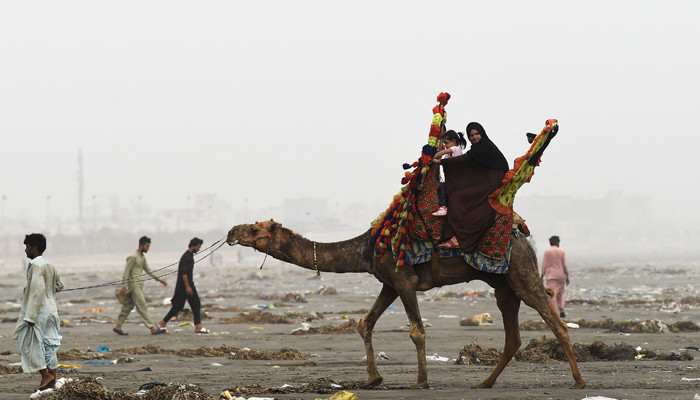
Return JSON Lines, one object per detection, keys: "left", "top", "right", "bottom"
{"left": 515, "top": 276, "right": 586, "bottom": 389}
{"left": 473, "top": 283, "right": 521, "bottom": 389}
{"left": 358, "top": 283, "right": 398, "bottom": 386}
{"left": 394, "top": 271, "right": 429, "bottom": 389}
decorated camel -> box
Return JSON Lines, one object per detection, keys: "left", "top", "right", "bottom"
{"left": 227, "top": 94, "right": 585, "bottom": 389}
{"left": 226, "top": 219, "right": 585, "bottom": 389}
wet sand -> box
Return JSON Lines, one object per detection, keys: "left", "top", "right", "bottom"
{"left": 2, "top": 250, "right": 700, "bottom": 399}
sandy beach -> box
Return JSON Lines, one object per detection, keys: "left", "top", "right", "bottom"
{"left": 2, "top": 246, "right": 700, "bottom": 400}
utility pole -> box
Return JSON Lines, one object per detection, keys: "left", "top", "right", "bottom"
{"left": 77, "top": 148, "right": 84, "bottom": 234}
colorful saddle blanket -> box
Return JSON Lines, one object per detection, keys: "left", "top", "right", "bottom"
{"left": 395, "top": 229, "right": 526, "bottom": 274}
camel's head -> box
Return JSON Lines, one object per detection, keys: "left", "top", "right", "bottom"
{"left": 227, "top": 219, "right": 282, "bottom": 249}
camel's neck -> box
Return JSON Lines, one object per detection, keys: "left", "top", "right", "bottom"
{"left": 259, "top": 228, "right": 374, "bottom": 274}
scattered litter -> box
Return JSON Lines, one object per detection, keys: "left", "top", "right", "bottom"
{"left": 438, "top": 314, "right": 460, "bottom": 318}
{"left": 566, "top": 322, "right": 580, "bottom": 329}
{"left": 96, "top": 346, "right": 110, "bottom": 352}
{"left": 682, "top": 377, "right": 700, "bottom": 381}
{"left": 292, "top": 323, "right": 311, "bottom": 333}
{"left": 315, "top": 390, "right": 358, "bottom": 400}
{"left": 57, "top": 363, "right": 81, "bottom": 369}
{"left": 180, "top": 322, "right": 194, "bottom": 326}
{"left": 292, "top": 319, "right": 357, "bottom": 335}
{"left": 210, "top": 362, "right": 222, "bottom": 366}
{"left": 85, "top": 360, "right": 117, "bottom": 365}
{"left": 362, "top": 351, "right": 391, "bottom": 361}
{"left": 78, "top": 307, "right": 105, "bottom": 313}
{"left": 138, "top": 381, "right": 169, "bottom": 391}
{"left": 426, "top": 353, "right": 453, "bottom": 362}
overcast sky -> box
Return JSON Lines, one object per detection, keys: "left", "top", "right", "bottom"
{"left": 2, "top": 1, "right": 699, "bottom": 228}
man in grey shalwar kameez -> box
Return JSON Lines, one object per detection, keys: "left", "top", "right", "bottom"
{"left": 13, "top": 233, "right": 64, "bottom": 391}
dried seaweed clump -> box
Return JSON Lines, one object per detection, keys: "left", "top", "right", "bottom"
{"left": 607, "top": 319, "right": 664, "bottom": 333}
{"left": 224, "top": 377, "right": 376, "bottom": 396}
{"left": 218, "top": 310, "right": 292, "bottom": 324}
{"left": 669, "top": 321, "right": 700, "bottom": 332}
{"left": 0, "top": 365, "right": 22, "bottom": 375}
{"left": 680, "top": 296, "right": 700, "bottom": 305}
{"left": 574, "top": 318, "right": 614, "bottom": 329}
{"left": 38, "top": 376, "right": 149, "bottom": 400}
{"left": 227, "top": 346, "right": 309, "bottom": 360}
{"left": 291, "top": 319, "right": 358, "bottom": 335}
{"left": 519, "top": 320, "right": 548, "bottom": 331}
{"left": 455, "top": 343, "right": 501, "bottom": 366}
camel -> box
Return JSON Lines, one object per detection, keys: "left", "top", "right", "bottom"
{"left": 226, "top": 219, "right": 586, "bottom": 390}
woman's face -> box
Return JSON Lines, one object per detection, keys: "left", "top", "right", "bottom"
{"left": 467, "top": 129, "right": 482, "bottom": 144}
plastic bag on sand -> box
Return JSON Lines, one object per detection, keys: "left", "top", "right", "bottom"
{"left": 315, "top": 391, "right": 358, "bottom": 400}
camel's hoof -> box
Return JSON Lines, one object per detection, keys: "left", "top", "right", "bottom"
{"left": 409, "top": 381, "right": 429, "bottom": 389}
{"left": 570, "top": 380, "right": 586, "bottom": 389}
{"left": 366, "top": 376, "right": 383, "bottom": 386}
{"left": 470, "top": 382, "right": 493, "bottom": 389}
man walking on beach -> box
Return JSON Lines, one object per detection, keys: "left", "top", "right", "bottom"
{"left": 158, "top": 237, "right": 209, "bottom": 333}
{"left": 113, "top": 236, "right": 167, "bottom": 335}
{"left": 541, "top": 235, "right": 569, "bottom": 318}
{"left": 13, "top": 233, "right": 64, "bottom": 390}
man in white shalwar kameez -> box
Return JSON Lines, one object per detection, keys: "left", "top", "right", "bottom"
{"left": 13, "top": 233, "right": 64, "bottom": 391}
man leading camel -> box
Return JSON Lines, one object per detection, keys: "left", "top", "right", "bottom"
{"left": 113, "top": 236, "right": 167, "bottom": 335}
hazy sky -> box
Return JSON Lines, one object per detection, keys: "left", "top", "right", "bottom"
{"left": 2, "top": 1, "right": 699, "bottom": 226}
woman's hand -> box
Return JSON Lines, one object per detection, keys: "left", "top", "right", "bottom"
{"left": 432, "top": 158, "right": 441, "bottom": 164}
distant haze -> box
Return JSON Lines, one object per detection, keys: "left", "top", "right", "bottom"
{"left": 2, "top": 2, "right": 699, "bottom": 261}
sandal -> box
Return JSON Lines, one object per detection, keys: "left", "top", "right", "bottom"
{"left": 438, "top": 237, "right": 460, "bottom": 249}
{"left": 112, "top": 327, "right": 128, "bottom": 336}
{"left": 37, "top": 377, "right": 56, "bottom": 391}
{"left": 195, "top": 327, "right": 210, "bottom": 334}
{"left": 151, "top": 328, "right": 167, "bottom": 335}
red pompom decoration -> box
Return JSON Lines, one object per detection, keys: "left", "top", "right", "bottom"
{"left": 437, "top": 92, "right": 451, "bottom": 105}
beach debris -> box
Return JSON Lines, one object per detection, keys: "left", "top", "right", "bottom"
{"left": 58, "top": 344, "right": 309, "bottom": 360}
{"left": 292, "top": 319, "right": 358, "bottom": 335}
{"left": 362, "top": 351, "right": 391, "bottom": 361}
{"left": 519, "top": 317, "right": 699, "bottom": 334}
{"left": 138, "top": 381, "right": 169, "bottom": 391}
{"left": 32, "top": 376, "right": 216, "bottom": 399}
{"left": 0, "top": 364, "right": 22, "bottom": 374}
{"left": 202, "top": 305, "right": 241, "bottom": 312}
{"left": 403, "top": 318, "right": 432, "bottom": 328}
{"left": 456, "top": 336, "right": 694, "bottom": 365}
{"left": 456, "top": 342, "right": 501, "bottom": 365}
{"left": 96, "top": 346, "right": 110, "bottom": 352}
{"left": 426, "top": 353, "right": 454, "bottom": 362}
{"left": 78, "top": 307, "right": 105, "bottom": 313}
{"left": 292, "top": 322, "right": 311, "bottom": 333}
{"left": 315, "top": 391, "right": 358, "bottom": 400}
{"left": 317, "top": 285, "right": 338, "bottom": 295}
{"left": 219, "top": 310, "right": 292, "bottom": 324}
{"left": 459, "top": 312, "right": 494, "bottom": 326}
{"left": 286, "top": 311, "right": 324, "bottom": 322}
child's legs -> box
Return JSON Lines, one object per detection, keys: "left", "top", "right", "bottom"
{"left": 438, "top": 183, "right": 447, "bottom": 207}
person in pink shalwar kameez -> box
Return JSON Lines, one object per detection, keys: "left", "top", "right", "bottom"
{"left": 541, "top": 236, "right": 569, "bottom": 318}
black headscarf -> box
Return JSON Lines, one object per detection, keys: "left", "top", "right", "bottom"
{"left": 465, "top": 122, "right": 509, "bottom": 171}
